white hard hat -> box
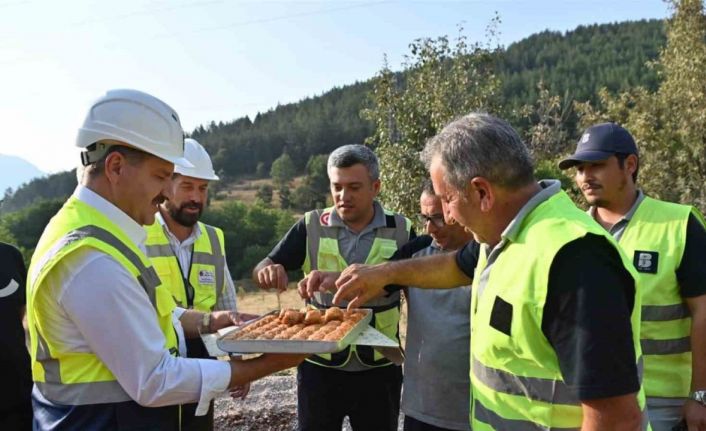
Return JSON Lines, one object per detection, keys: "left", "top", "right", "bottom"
{"left": 174, "top": 138, "right": 220, "bottom": 181}
{"left": 76, "top": 89, "right": 192, "bottom": 168}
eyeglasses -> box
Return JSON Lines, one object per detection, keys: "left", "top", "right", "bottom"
{"left": 416, "top": 213, "right": 446, "bottom": 228}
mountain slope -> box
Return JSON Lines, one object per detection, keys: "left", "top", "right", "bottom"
{"left": 0, "top": 154, "right": 44, "bottom": 193}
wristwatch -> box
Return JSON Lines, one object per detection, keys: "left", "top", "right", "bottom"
{"left": 690, "top": 390, "right": 706, "bottom": 406}
{"left": 201, "top": 312, "right": 212, "bottom": 334}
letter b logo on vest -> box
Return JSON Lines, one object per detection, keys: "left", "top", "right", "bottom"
{"left": 633, "top": 250, "right": 658, "bottom": 274}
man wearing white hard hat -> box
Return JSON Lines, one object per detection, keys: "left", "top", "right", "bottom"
{"left": 26, "top": 89, "right": 307, "bottom": 430}
{"left": 145, "top": 138, "right": 254, "bottom": 431}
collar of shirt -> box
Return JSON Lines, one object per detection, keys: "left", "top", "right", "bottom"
{"left": 74, "top": 185, "right": 146, "bottom": 247}
{"left": 155, "top": 211, "right": 201, "bottom": 249}
{"left": 501, "top": 179, "right": 562, "bottom": 244}
{"left": 327, "top": 200, "right": 387, "bottom": 236}
{"left": 588, "top": 190, "right": 645, "bottom": 232}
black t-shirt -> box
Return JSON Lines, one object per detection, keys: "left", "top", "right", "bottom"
{"left": 268, "top": 216, "right": 416, "bottom": 271}
{"left": 456, "top": 233, "right": 640, "bottom": 401}
{"left": 0, "top": 243, "right": 32, "bottom": 417}
{"left": 677, "top": 214, "right": 706, "bottom": 298}
{"left": 268, "top": 217, "right": 308, "bottom": 271}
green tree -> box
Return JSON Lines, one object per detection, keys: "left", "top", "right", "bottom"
{"left": 364, "top": 22, "right": 502, "bottom": 216}
{"left": 255, "top": 184, "right": 274, "bottom": 206}
{"left": 0, "top": 198, "right": 64, "bottom": 263}
{"left": 278, "top": 185, "right": 291, "bottom": 209}
{"left": 270, "top": 153, "right": 296, "bottom": 188}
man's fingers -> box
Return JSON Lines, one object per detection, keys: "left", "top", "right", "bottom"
{"left": 276, "top": 267, "right": 288, "bottom": 292}
{"left": 297, "top": 277, "right": 310, "bottom": 299}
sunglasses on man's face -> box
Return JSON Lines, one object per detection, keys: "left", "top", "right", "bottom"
{"left": 416, "top": 213, "right": 446, "bottom": 228}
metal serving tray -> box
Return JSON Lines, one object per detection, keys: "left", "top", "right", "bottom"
{"left": 216, "top": 308, "right": 372, "bottom": 354}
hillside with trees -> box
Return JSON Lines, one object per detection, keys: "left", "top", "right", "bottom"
{"left": 1, "top": 18, "right": 666, "bottom": 216}
{"left": 1, "top": 14, "right": 684, "bottom": 278}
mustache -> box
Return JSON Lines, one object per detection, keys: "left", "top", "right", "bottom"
{"left": 152, "top": 194, "right": 167, "bottom": 206}
{"left": 581, "top": 182, "right": 602, "bottom": 191}
{"left": 180, "top": 201, "right": 203, "bottom": 211}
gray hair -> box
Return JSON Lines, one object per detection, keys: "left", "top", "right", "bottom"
{"left": 421, "top": 113, "right": 534, "bottom": 191}
{"left": 327, "top": 144, "right": 380, "bottom": 181}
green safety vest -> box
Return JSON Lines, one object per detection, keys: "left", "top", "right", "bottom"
{"left": 302, "top": 206, "right": 411, "bottom": 368}
{"left": 470, "top": 190, "right": 649, "bottom": 431}
{"left": 618, "top": 196, "right": 706, "bottom": 399}
{"left": 27, "top": 196, "right": 179, "bottom": 406}
{"left": 145, "top": 220, "right": 227, "bottom": 312}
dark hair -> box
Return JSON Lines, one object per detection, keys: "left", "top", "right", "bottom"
{"left": 420, "top": 178, "right": 435, "bottom": 197}
{"left": 86, "top": 145, "right": 149, "bottom": 179}
{"left": 615, "top": 153, "right": 639, "bottom": 182}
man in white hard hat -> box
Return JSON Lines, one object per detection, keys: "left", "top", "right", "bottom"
{"left": 26, "top": 89, "right": 307, "bottom": 430}
{"left": 145, "top": 138, "right": 255, "bottom": 431}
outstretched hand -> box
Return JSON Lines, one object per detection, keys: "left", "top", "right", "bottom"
{"left": 333, "top": 263, "right": 388, "bottom": 310}
{"left": 297, "top": 270, "right": 340, "bottom": 299}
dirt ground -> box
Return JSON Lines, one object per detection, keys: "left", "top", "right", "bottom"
{"left": 214, "top": 286, "right": 407, "bottom": 430}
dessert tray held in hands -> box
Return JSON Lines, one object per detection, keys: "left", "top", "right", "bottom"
{"left": 216, "top": 307, "right": 372, "bottom": 354}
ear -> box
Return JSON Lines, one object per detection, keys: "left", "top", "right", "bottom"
{"left": 371, "top": 178, "right": 381, "bottom": 196}
{"left": 470, "top": 177, "right": 494, "bottom": 213}
{"left": 625, "top": 154, "right": 638, "bottom": 179}
{"left": 103, "top": 151, "right": 126, "bottom": 185}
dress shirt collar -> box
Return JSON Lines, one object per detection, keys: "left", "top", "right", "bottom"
{"left": 155, "top": 211, "right": 201, "bottom": 247}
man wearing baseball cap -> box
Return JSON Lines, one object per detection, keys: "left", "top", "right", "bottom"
{"left": 560, "top": 122, "right": 706, "bottom": 431}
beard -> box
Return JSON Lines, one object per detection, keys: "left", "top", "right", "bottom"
{"left": 166, "top": 201, "right": 202, "bottom": 227}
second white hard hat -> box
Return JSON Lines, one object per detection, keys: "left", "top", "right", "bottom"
{"left": 76, "top": 89, "right": 192, "bottom": 168}
{"left": 174, "top": 138, "right": 220, "bottom": 181}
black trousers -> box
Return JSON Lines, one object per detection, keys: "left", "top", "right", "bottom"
{"left": 297, "top": 360, "right": 402, "bottom": 431}
{"left": 403, "top": 415, "right": 459, "bottom": 431}
{"left": 180, "top": 400, "right": 213, "bottom": 431}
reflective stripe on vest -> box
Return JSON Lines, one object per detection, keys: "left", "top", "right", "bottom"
{"left": 470, "top": 190, "right": 648, "bottom": 430}
{"left": 28, "top": 197, "right": 178, "bottom": 405}
{"left": 617, "top": 196, "right": 705, "bottom": 398}
{"left": 145, "top": 221, "right": 226, "bottom": 312}
{"left": 302, "top": 206, "right": 410, "bottom": 368}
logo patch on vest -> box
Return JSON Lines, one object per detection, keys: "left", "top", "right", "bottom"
{"left": 198, "top": 269, "right": 215, "bottom": 285}
{"left": 633, "top": 250, "right": 658, "bottom": 274}
{"left": 319, "top": 211, "right": 331, "bottom": 226}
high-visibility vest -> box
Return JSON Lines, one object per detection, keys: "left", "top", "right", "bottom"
{"left": 470, "top": 190, "right": 649, "bottom": 430}
{"left": 145, "top": 220, "right": 227, "bottom": 312}
{"left": 302, "top": 206, "right": 411, "bottom": 368}
{"left": 27, "top": 196, "right": 178, "bottom": 424}
{"left": 618, "top": 196, "right": 706, "bottom": 398}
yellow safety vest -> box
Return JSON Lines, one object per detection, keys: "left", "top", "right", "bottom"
{"left": 145, "top": 220, "right": 227, "bottom": 312}
{"left": 27, "top": 196, "right": 178, "bottom": 406}
{"left": 302, "top": 206, "right": 411, "bottom": 367}
{"left": 470, "top": 190, "right": 649, "bottom": 430}
{"left": 618, "top": 196, "right": 706, "bottom": 398}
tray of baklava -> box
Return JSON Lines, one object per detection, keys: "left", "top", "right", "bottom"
{"left": 216, "top": 307, "right": 371, "bottom": 354}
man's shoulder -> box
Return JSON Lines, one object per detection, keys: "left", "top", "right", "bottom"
{"left": 640, "top": 195, "right": 693, "bottom": 218}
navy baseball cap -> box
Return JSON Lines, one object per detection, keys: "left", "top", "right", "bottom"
{"left": 559, "top": 122, "right": 638, "bottom": 170}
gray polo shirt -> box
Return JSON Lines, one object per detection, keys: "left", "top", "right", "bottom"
{"left": 588, "top": 190, "right": 645, "bottom": 241}
{"left": 316, "top": 200, "right": 399, "bottom": 372}
{"left": 402, "top": 242, "right": 472, "bottom": 430}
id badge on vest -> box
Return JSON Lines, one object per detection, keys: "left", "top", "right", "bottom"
{"left": 633, "top": 250, "right": 659, "bottom": 274}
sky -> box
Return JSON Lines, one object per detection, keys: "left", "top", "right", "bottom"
{"left": 0, "top": 0, "right": 672, "bottom": 175}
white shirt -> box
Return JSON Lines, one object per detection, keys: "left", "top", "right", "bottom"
{"left": 31, "top": 186, "right": 231, "bottom": 414}
{"left": 154, "top": 212, "right": 238, "bottom": 312}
